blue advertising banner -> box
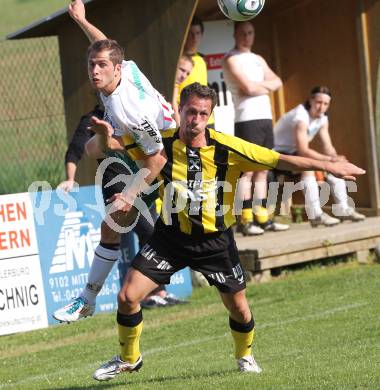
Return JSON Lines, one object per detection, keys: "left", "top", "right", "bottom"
{"left": 31, "top": 185, "right": 192, "bottom": 325}
{"left": 166, "top": 268, "right": 192, "bottom": 299}
{"left": 33, "top": 186, "right": 121, "bottom": 324}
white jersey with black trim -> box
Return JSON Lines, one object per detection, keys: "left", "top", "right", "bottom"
{"left": 100, "top": 60, "right": 176, "bottom": 156}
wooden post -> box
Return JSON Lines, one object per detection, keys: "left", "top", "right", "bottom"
{"left": 357, "top": 0, "right": 380, "bottom": 213}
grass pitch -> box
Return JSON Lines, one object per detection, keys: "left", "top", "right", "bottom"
{"left": 0, "top": 262, "right": 379, "bottom": 389}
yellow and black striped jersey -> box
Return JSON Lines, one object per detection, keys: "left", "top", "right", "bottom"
{"left": 158, "top": 128, "right": 279, "bottom": 235}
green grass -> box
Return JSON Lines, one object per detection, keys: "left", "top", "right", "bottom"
{"left": 1, "top": 0, "right": 68, "bottom": 39}
{"left": 1, "top": 262, "right": 379, "bottom": 389}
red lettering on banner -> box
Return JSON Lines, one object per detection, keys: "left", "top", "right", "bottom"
{"left": 0, "top": 202, "right": 27, "bottom": 223}
{"left": 0, "top": 229, "right": 31, "bottom": 251}
{"left": 9, "top": 231, "right": 18, "bottom": 249}
{"left": 20, "top": 229, "right": 31, "bottom": 248}
{"left": 0, "top": 232, "right": 6, "bottom": 250}
{"left": 17, "top": 202, "right": 27, "bottom": 220}
{"left": 6, "top": 204, "right": 15, "bottom": 221}
{"left": 204, "top": 53, "right": 225, "bottom": 70}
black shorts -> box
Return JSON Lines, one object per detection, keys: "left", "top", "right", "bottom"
{"left": 131, "top": 221, "right": 246, "bottom": 293}
{"left": 99, "top": 152, "right": 141, "bottom": 203}
{"left": 99, "top": 153, "right": 158, "bottom": 208}
{"left": 235, "top": 119, "right": 274, "bottom": 149}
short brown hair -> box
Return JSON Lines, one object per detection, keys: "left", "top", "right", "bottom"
{"left": 234, "top": 20, "right": 254, "bottom": 33}
{"left": 87, "top": 39, "right": 124, "bottom": 66}
{"left": 180, "top": 54, "right": 194, "bottom": 67}
{"left": 179, "top": 82, "right": 217, "bottom": 110}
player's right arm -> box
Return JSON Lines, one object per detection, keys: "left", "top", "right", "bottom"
{"left": 86, "top": 116, "right": 167, "bottom": 211}
{"left": 85, "top": 117, "right": 124, "bottom": 158}
{"left": 109, "top": 149, "right": 166, "bottom": 213}
{"left": 68, "top": 0, "right": 107, "bottom": 42}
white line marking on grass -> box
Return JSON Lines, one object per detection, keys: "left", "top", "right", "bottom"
{"left": 0, "top": 302, "right": 368, "bottom": 389}
{"left": 43, "top": 374, "right": 51, "bottom": 385}
{"left": 260, "top": 302, "right": 367, "bottom": 329}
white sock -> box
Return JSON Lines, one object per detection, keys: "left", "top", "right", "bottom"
{"left": 80, "top": 244, "right": 119, "bottom": 305}
{"left": 303, "top": 176, "right": 323, "bottom": 219}
{"left": 325, "top": 173, "right": 349, "bottom": 216}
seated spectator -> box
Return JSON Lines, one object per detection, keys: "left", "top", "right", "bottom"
{"left": 273, "top": 86, "right": 365, "bottom": 226}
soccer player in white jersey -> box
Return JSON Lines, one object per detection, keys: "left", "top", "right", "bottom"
{"left": 53, "top": 0, "right": 176, "bottom": 322}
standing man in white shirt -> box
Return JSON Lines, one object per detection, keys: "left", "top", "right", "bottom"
{"left": 223, "top": 21, "right": 288, "bottom": 236}
{"left": 274, "top": 86, "right": 365, "bottom": 226}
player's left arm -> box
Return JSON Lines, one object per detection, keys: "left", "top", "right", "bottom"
{"left": 224, "top": 133, "right": 364, "bottom": 181}
{"left": 140, "top": 149, "right": 167, "bottom": 186}
{"left": 85, "top": 116, "right": 124, "bottom": 159}
{"left": 109, "top": 149, "right": 167, "bottom": 213}
{"left": 277, "top": 154, "right": 365, "bottom": 181}
{"left": 109, "top": 105, "right": 168, "bottom": 211}
{"left": 220, "top": 133, "right": 279, "bottom": 171}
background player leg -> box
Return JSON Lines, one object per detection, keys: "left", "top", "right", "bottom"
{"left": 236, "top": 172, "right": 264, "bottom": 236}
{"left": 253, "top": 170, "right": 289, "bottom": 232}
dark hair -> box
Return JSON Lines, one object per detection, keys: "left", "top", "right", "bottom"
{"left": 179, "top": 82, "right": 217, "bottom": 110}
{"left": 234, "top": 20, "right": 254, "bottom": 33}
{"left": 87, "top": 39, "right": 124, "bottom": 66}
{"left": 303, "top": 86, "right": 332, "bottom": 110}
{"left": 191, "top": 16, "right": 204, "bottom": 34}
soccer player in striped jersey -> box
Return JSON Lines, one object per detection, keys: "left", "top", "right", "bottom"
{"left": 89, "top": 83, "right": 365, "bottom": 380}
